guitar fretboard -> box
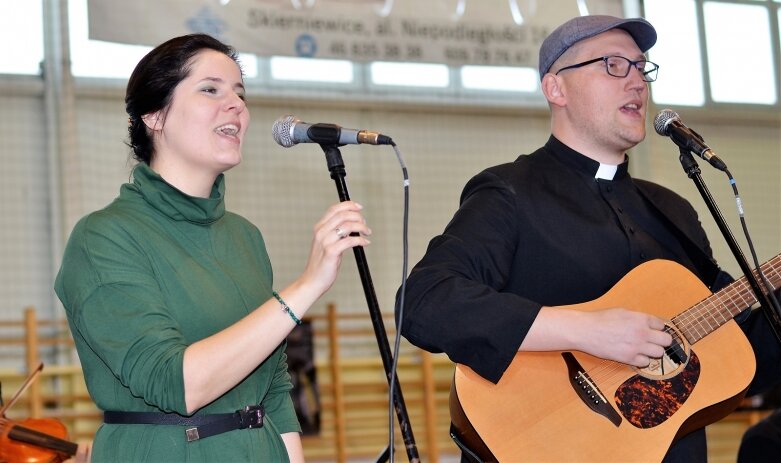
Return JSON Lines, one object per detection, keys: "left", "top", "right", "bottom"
{"left": 673, "top": 254, "right": 781, "bottom": 344}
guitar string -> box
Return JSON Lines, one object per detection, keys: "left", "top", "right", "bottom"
{"left": 587, "top": 280, "right": 746, "bottom": 386}
{"left": 593, "top": 257, "right": 781, "bottom": 389}
{"left": 584, "top": 283, "right": 740, "bottom": 387}
{"left": 582, "top": 256, "right": 781, "bottom": 396}
{"left": 676, "top": 256, "right": 780, "bottom": 343}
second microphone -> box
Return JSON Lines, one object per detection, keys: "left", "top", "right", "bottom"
{"left": 272, "top": 115, "right": 393, "bottom": 148}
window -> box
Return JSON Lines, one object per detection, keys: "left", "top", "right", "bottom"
{"left": 644, "top": 0, "right": 705, "bottom": 106}
{"left": 0, "top": 1, "right": 43, "bottom": 75}
{"left": 461, "top": 66, "right": 538, "bottom": 92}
{"left": 269, "top": 57, "right": 353, "bottom": 83}
{"left": 645, "top": 0, "right": 780, "bottom": 106}
{"left": 704, "top": 1, "right": 776, "bottom": 104}
{"left": 370, "top": 62, "right": 449, "bottom": 88}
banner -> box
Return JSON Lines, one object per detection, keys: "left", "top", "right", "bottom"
{"left": 88, "top": 0, "right": 624, "bottom": 68}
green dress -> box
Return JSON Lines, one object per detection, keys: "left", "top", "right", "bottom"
{"left": 55, "top": 163, "right": 301, "bottom": 462}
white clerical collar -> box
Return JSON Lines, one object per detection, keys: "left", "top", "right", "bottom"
{"left": 595, "top": 163, "right": 618, "bottom": 180}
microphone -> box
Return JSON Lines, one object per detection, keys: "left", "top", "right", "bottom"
{"left": 272, "top": 115, "right": 393, "bottom": 148}
{"left": 653, "top": 109, "right": 727, "bottom": 171}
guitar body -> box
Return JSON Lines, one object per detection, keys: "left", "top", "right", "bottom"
{"left": 452, "top": 259, "right": 756, "bottom": 462}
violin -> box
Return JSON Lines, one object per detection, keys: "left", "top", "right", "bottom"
{"left": 0, "top": 363, "right": 79, "bottom": 463}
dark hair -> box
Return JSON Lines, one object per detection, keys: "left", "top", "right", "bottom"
{"left": 125, "top": 33, "right": 241, "bottom": 164}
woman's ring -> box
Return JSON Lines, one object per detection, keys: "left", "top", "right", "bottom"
{"left": 335, "top": 227, "right": 347, "bottom": 239}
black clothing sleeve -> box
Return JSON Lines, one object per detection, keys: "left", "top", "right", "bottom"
{"left": 398, "top": 170, "right": 541, "bottom": 383}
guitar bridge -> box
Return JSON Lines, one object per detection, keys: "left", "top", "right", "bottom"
{"left": 562, "top": 352, "right": 622, "bottom": 427}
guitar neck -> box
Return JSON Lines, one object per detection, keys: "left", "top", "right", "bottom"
{"left": 675, "top": 254, "right": 781, "bottom": 344}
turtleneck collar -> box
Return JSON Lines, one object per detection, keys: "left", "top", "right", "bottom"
{"left": 130, "top": 163, "right": 226, "bottom": 224}
{"left": 544, "top": 135, "right": 630, "bottom": 181}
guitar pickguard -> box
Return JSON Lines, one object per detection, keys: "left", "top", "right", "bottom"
{"left": 615, "top": 351, "right": 701, "bottom": 428}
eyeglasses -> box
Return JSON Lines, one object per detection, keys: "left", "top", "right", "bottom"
{"left": 555, "top": 56, "right": 659, "bottom": 82}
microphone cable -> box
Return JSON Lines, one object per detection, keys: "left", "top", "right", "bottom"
{"left": 723, "top": 169, "right": 781, "bottom": 320}
{"left": 388, "top": 140, "right": 409, "bottom": 463}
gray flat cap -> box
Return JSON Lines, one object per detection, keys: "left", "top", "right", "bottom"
{"left": 538, "top": 15, "right": 657, "bottom": 79}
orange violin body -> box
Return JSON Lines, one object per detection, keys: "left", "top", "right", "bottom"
{"left": 0, "top": 417, "right": 78, "bottom": 463}
{"left": 1, "top": 364, "right": 79, "bottom": 463}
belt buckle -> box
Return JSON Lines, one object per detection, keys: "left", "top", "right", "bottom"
{"left": 185, "top": 427, "right": 200, "bottom": 442}
{"left": 237, "top": 404, "right": 264, "bottom": 429}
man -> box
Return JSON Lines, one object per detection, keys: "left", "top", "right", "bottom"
{"left": 396, "top": 15, "right": 781, "bottom": 462}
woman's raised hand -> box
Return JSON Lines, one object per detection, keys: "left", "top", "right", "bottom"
{"left": 298, "top": 201, "right": 371, "bottom": 297}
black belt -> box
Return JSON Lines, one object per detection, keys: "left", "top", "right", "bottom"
{"left": 104, "top": 404, "right": 264, "bottom": 442}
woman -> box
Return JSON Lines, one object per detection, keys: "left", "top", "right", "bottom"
{"left": 54, "top": 33, "right": 370, "bottom": 462}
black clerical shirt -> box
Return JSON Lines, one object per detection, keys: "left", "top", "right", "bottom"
{"left": 400, "top": 135, "right": 716, "bottom": 383}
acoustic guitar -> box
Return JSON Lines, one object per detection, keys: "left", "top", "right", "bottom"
{"left": 451, "top": 255, "right": 781, "bottom": 462}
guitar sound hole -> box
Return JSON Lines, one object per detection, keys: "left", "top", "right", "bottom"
{"left": 637, "top": 322, "right": 690, "bottom": 380}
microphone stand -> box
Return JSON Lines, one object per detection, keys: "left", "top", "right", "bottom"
{"left": 677, "top": 147, "right": 781, "bottom": 343}
{"left": 319, "top": 143, "right": 421, "bottom": 463}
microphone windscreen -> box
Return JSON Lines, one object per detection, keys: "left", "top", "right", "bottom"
{"left": 272, "top": 115, "right": 299, "bottom": 147}
{"left": 653, "top": 109, "right": 679, "bottom": 136}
